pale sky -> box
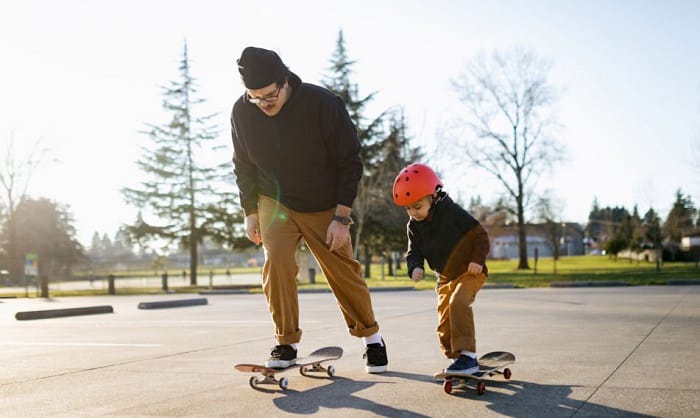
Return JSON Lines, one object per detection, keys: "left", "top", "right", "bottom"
{"left": 1, "top": 0, "right": 699, "bottom": 246}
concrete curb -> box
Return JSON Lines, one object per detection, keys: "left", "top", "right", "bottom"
{"left": 15, "top": 305, "right": 114, "bottom": 321}
{"left": 297, "top": 288, "right": 332, "bottom": 294}
{"left": 484, "top": 283, "right": 516, "bottom": 289}
{"left": 200, "top": 289, "right": 251, "bottom": 295}
{"left": 138, "top": 298, "right": 208, "bottom": 310}
{"left": 298, "top": 286, "right": 414, "bottom": 294}
{"left": 667, "top": 279, "right": 700, "bottom": 285}
{"left": 200, "top": 285, "right": 260, "bottom": 295}
{"left": 550, "top": 280, "right": 627, "bottom": 288}
{"left": 369, "top": 286, "right": 414, "bottom": 292}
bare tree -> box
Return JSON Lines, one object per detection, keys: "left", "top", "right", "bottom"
{"left": 450, "top": 47, "right": 565, "bottom": 269}
{"left": 0, "top": 133, "right": 48, "bottom": 283}
{"left": 534, "top": 194, "right": 564, "bottom": 274}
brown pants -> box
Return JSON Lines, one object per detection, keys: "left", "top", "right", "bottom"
{"left": 258, "top": 196, "right": 379, "bottom": 344}
{"left": 436, "top": 272, "right": 486, "bottom": 358}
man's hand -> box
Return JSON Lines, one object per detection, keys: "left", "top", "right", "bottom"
{"left": 326, "top": 220, "right": 350, "bottom": 252}
{"left": 411, "top": 267, "right": 425, "bottom": 282}
{"left": 244, "top": 214, "right": 261, "bottom": 245}
{"left": 467, "top": 262, "right": 483, "bottom": 275}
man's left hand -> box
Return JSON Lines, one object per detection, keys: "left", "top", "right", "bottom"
{"left": 467, "top": 262, "right": 483, "bottom": 275}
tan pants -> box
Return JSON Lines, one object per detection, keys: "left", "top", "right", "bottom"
{"left": 258, "top": 196, "right": 379, "bottom": 344}
{"left": 436, "top": 272, "right": 486, "bottom": 358}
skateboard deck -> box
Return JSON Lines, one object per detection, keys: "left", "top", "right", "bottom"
{"left": 433, "top": 351, "right": 515, "bottom": 395}
{"left": 235, "top": 346, "right": 343, "bottom": 390}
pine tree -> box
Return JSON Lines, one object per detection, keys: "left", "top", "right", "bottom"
{"left": 662, "top": 189, "right": 696, "bottom": 243}
{"left": 321, "top": 30, "right": 423, "bottom": 278}
{"left": 321, "top": 30, "right": 386, "bottom": 260}
{"left": 643, "top": 208, "right": 663, "bottom": 271}
{"left": 629, "top": 205, "right": 645, "bottom": 263}
{"left": 122, "top": 41, "right": 242, "bottom": 285}
{"left": 366, "top": 109, "right": 423, "bottom": 276}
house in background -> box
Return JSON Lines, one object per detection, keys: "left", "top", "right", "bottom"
{"left": 486, "top": 223, "right": 585, "bottom": 260}
{"left": 680, "top": 228, "right": 700, "bottom": 261}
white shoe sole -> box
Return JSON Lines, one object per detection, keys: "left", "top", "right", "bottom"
{"left": 265, "top": 359, "right": 296, "bottom": 368}
{"left": 444, "top": 366, "right": 479, "bottom": 376}
{"left": 365, "top": 364, "right": 388, "bottom": 373}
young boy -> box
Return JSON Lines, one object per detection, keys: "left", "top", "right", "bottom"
{"left": 392, "top": 163, "right": 490, "bottom": 375}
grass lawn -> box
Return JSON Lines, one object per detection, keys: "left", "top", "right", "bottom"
{"left": 289, "top": 255, "right": 699, "bottom": 290}
{"left": 484, "top": 255, "right": 699, "bottom": 287}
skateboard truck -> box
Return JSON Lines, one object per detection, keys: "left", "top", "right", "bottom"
{"left": 248, "top": 361, "right": 336, "bottom": 390}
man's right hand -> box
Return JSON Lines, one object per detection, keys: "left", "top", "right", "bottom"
{"left": 245, "top": 214, "right": 261, "bottom": 245}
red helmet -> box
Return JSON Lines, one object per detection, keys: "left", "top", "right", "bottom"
{"left": 392, "top": 163, "right": 443, "bottom": 206}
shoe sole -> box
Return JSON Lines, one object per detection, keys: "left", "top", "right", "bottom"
{"left": 444, "top": 366, "right": 479, "bottom": 376}
{"left": 365, "top": 364, "right": 388, "bottom": 373}
{"left": 265, "top": 359, "right": 297, "bottom": 368}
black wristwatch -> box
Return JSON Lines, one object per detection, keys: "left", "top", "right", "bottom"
{"left": 332, "top": 215, "right": 354, "bottom": 226}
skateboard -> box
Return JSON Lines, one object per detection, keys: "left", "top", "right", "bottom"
{"left": 433, "top": 351, "right": 515, "bottom": 395}
{"left": 234, "top": 346, "right": 343, "bottom": 390}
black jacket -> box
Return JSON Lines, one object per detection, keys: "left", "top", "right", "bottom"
{"left": 406, "top": 193, "right": 490, "bottom": 280}
{"left": 231, "top": 72, "right": 362, "bottom": 215}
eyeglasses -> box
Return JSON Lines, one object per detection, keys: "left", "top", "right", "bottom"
{"left": 247, "top": 85, "right": 283, "bottom": 104}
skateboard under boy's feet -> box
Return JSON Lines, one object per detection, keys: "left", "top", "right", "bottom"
{"left": 433, "top": 351, "right": 515, "bottom": 395}
{"left": 235, "top": 346, "right": 342, "bottom": 390}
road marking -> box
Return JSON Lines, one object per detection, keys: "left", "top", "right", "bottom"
{"left": 42, "top": 320, "right": 321, "bottom": 325}
{"left": 0, "top": 342, "right": 162, "bottom": 347}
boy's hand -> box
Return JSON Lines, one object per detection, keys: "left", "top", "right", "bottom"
{"left": 411, "top": 268, "right": 424, "bottom": 282}
{"left": 467, "top": 262, "right": 483, "bottom": 275}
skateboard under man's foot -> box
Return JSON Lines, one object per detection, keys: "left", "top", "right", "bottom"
{"left": 433, "top": 351, "right": 515, "bottom": 395}
{"left": 235, "top": 346, "right": 343, "bottom": 390}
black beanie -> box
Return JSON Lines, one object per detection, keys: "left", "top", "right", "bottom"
{"left": 237, "top": 46, "right": 289, "bottom": 89}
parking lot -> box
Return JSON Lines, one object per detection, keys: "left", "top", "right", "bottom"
{"left": 1, "top": 285, "right": 699, "bottom": 417}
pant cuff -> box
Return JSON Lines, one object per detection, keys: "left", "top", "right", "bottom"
{"left": 348, "top": 323, "right": 379, "bottom": 338}
{"left": 276, "top": 330, "right": 302, "bottom": 345}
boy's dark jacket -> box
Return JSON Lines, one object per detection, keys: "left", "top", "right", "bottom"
{"left": 406, "top": 192, "right": 490, "bottom": 280}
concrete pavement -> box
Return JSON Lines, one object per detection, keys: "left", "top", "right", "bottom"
{"left": 1, "top": 286, "right": 699, "bottom": 417}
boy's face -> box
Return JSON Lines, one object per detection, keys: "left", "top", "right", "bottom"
{"left": 404, "top": 195, "right": 433, "bottom": 221}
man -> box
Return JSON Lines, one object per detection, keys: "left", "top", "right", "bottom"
{"left": 230, "top": 46, "right": 388, "bottom": 373}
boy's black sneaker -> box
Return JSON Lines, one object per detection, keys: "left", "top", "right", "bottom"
{"left": 445, "top": 354, "right": 479, "bottom": 375}
{"left": 264, "top": 344, "right": 297, "bottom": 368}
{"left": 363, "top": 339, "right": 388, "bottom": 373}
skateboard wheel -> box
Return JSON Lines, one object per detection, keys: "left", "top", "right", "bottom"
{"left": 476, "top": 381, "right": 486, "bottom": 395}
{"left": 279, "top": 377, "right": 289, "bottom": 390}
{"left": 504, "top": 368, "right": 512, "bottom": 380}
{"left": 248, "top": 376, "right": 258, "bottom": 389}
{"left": 327, "top": 365, "right": 335, "bottom": 377}
{"left": 442, "top": 380, "right": 453, "bottom": 394}
{"left": 299, "top": 366, "right": 308, "bottom": 377}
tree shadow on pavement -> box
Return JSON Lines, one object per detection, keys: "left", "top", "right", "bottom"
{"left": 272, "top": 376, "right": 431, "bottom": 417}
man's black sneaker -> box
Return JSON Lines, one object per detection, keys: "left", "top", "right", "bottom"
{"left": 445, "top": 354, "right": 479, "bottom": 375}
{"left": 264, "top": 344, "right": 297, "bottom": 368}
{"left": 363, "top": 339, "right": 388, "bottom": 373}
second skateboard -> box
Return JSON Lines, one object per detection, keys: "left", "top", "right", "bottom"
{"left": 433, "top": 351, "right": 515, "bottom": 395}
